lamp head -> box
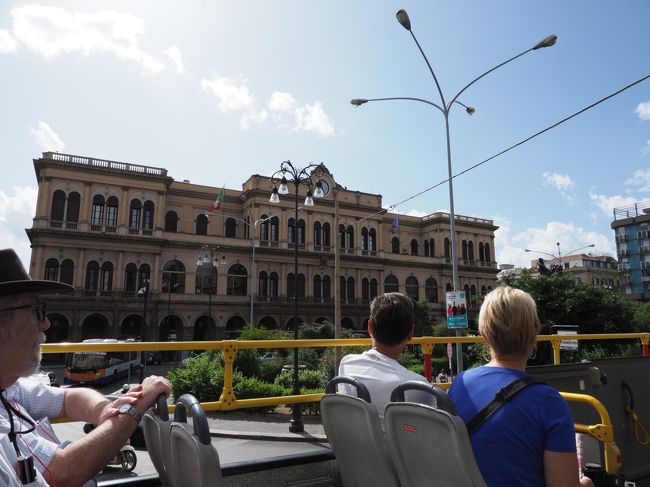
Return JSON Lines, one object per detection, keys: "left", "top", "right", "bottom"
{"left": 396, "top": 9, "right": 411, "bottom": 30}
{"left": 351, "top": 99, "right": 368, "bottom": 107}
{"left": 313, "top": 181, "right": 324, "bottom": 198}
{"left": 466, "top": 106, "right": 476, "bottom": 115}
{"left": 278, "top": 177, "right": 289, "bottom": 195}
{"left": 269, "top": 187, "right": 280, "bottom": 204}
{"left": 532, "top": 34, "right": 557, "bottom": 50}
{"left": 304, "top": 190, "right": 314, "bottom": 207}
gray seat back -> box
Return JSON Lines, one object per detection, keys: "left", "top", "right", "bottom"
{"left": 384, "top": 402, "right": 486, "bottom": 487}
{"left": 143, "top": 394, "right": 175, "bottom": 487}
{"left": 321, "top": 376, "right": 400, "bottom": 487}
{"left": 168, "top": 393, "right": 222, "bottom": 487}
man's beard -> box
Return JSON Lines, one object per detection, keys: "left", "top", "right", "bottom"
{"left": 23, "top": 332, "right": 46, "bottom": 377}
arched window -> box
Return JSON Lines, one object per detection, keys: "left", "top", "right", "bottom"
{"left": 339, "top": 224, "right": 346, "bottom": 249}
{"left": 444, "top": 238, "right": 451, "bottom": 259}
{"left": 446, "top": 282, "right": 453, "bottom": 292}
{"left": 196, "top": 214, "right": 208, "bottom": 235}
{"left": 129, "top": 200, "right": 142, "bottom": 229}
{"left": 196, "top": 264, "right": 217, "bottom": 295}
{"left": 479, "top": 242, "right": 485, "bottom": 262}
{"left": 44, "top": 258, "right": 59, "bottom": 281}
{"left": 481, "top": 285, "right": 487, "bottom": 294}
{"left": 369, "top": 228, "right": 377, "bottom": 252}
{"left": 297, "top": 273, "right": 305, "bottom": 299}
{"left": 429, "top": 238, "right": 435, "bottom": 257}
{"left": 468, "top": 241, "right": 474, "bottom": 262}
{"left": 85, "top": 261, "right": 99, "bottom": 295}
{"left": 260, "top": 214, "right": 270, "bottom": 241}
{"left": 424, "top": 239, "right": 430, "bottom": 257}
{"left": 51, "top": 191, "right": 65, "bottom": 221}
{"left": 106, "top": 197, "right": 119, "bottom": 227}
{"left": 361, "top": 228, "right": 369, "bottom": 251}
{"left": 99, "top": 262, "right": 113, "bottom": 295}
{"left": 269, "top": 272, "right": 278, "bottom": 298}
{"left": 370, "top": 278, "right": 378, "bottom": 300}
{"left": 138, "top": 264, "right": 150, "bottom": 291}
{"left": 124, "top": 263, "right": 138, "bottom": 295}
{"left": 298, "top": 219, "right": 306, "bottom": 244}
{"left": 464, "top": 284, "right": 471, "bottom": 303}
{"left": 227, "top": 264, "right": 247, "bottom": 296}
{"left": 341, "top": 276, "right": 355, "bottom": 303}
{"left": 162, "top": 259, "right": 186, "bottom": 294}
{"left": 286, "top": 273, "right": 305, "bottom": 300}
{"left": 392, "top": 236, "right": 400, "bottom": 254}
{"left": 314, "top": 221, "right": 322, "bottom": 247}
{"left": 362, "top": 277, "right": 370, "bottom": 303}
{"left": 270, "top": 217, "right": 279, "bottom": 242}
{"left": 346, "top": 226, "right": 354, "bottom": 250}
{"left": 485, "top": 243, "right": 491, "bottom": 262}
{"left": 470, "top": 285, "right": 477, "bottom": 302}
{"left": 288, "top": 218, "right": 296, "bottom": 245}
{"left": 91, "top": 195, "right": 105, "bottom": 226}
{"left": 66, "top": 192, "right": 80, "bottom": 223}
{"left": 165, "top": 211, "right": 178, "bottom": 232}
{"left": 384, "top": 274, "right": 398, "bottom": 293}
{"left": 411, "top": 239, "right": 418, "bottom": 256}
{"left": 462, "top": 240, "right": 468, "bottom": 260}
{"left": 405, "top": 276, "right": 419, "bottom": 299}
{"left": 60, "top": 259, "right": 74, "bottom": 285}
{"left": 425, "top": 278, "right": 438, "bottom": 303}
{"left": 142, "top": 201, "right": 154, "bottom": 230}
{"left": 323, "top": 222, "right": 331, "bottom": 247}
{"left": 225, "top": 217, "right": 237, "bottom": 238}
{"left": 313, "top": 275, "right": 322, "bottom": 301}
{"left": 323, "top": 275, "right": 331, "bottom": 300}
{"left": 259, "top": 271, "right": 269, "bottom": 299}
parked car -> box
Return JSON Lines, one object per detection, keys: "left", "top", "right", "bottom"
{"left": 260, "top": 352, "right": 274, "bottom": 361}
{"left": 146, "top": 351, "right": 163, "bottom": 365}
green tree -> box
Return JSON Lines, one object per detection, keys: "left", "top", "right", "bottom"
{"left": 413, "top": 299, "right": 434, "bottom": 337}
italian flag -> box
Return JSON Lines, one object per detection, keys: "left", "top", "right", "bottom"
{"left": 209, "top": 185, "right": 225, "bottom": 211}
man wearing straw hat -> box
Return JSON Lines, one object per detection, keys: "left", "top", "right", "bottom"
{"left": 0, "top": 248, "right": 171, "bottom": 486}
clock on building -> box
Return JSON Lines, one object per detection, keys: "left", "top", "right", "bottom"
{"left": 317, "top": 179, "right": 330, "bottom": 196}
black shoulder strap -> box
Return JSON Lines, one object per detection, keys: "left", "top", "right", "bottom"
{"left": 466, "top": 375, "right": 539, "bottom": 437}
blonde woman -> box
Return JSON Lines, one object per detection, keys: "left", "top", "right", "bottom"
{"left": 449, "top": 286, "right": 593, "bottom": 487}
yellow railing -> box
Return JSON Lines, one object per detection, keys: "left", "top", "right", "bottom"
{"left": 42, "top": 332, "right": 649, "bottom": 412}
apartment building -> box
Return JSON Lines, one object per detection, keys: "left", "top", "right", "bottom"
{"left": 27, "top": 151, "right": 499, "bottom": 343}
{"left": 612, "top": 200, "right": 650, "bottom": 299}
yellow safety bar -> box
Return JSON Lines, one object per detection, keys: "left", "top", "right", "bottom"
{"left": 561, "top": 392, "right": 622, "bottom": 475}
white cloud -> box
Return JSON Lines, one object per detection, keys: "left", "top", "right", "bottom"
{"left": 0, "top": 187, "right": 38, "bottom": 267}
{"left": 295, "top": 101, "right": 335, "bottom": 137}
{"left": 542, "top": 171, "right": 575, "bottom": 204}
{"left": 29, "top": 121, "right": 65, "bottom": 151}
{"left": 643, "top": 140, "right": 650, "bottom": 155}
{"left": 200, "top": 76, "right": 268, "bottom": 128}
{"left": 589, "top": 191, "right": 637, "bottom": 216}
{"left": 0, "top": 29, "right": 18, "bottom": 53}
{"left": 636, "top": 101, "right": 650, "bottom": 120}
{"left": 202, "top": 80, "right": 335, "bottom": 135}
{"left": 625, "top": 168, "right": 650, "bottom": 192}
{"left": 494, "top": 218, "right": 615, "bottom": 268}
{"left": 407, "top": 209, "right": 428, "bottom": 217}
{"left": 9, "top": 5, "right": 164, "bottom": 73}
{"left": 163, "top": 45, "right": 184, "bottom": 74}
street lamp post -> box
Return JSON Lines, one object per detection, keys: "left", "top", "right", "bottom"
{"left": 137, "top": 277, "right": 149, "bottom": 383}
{"left": 351, "top": 9, "right": 556, "bottom": 373}
{"left": 197, "top": 245, "right": 226, "bottom": 338}
{"left": 525, "top": 243, "right": 595, "bottom": 268}
{"left": 270, "top": 160, "right": 324, "bottom": 433}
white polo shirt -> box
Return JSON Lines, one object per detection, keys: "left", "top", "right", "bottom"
{"left": 338, "top": 349, "right": 436, "bottom": 428}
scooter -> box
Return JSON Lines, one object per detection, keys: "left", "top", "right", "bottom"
{"left": 82, "top": 423, "right": 138, "bottom": 472}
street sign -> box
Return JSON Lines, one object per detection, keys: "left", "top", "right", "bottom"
{"left": 446, "top": 291, "right": 468, "bottom": 329}
{"left": 447, "top": 343, "right": 453, "bottom": 359}
{"left": 558, "top": 330, "right": 579, "bottom": 351}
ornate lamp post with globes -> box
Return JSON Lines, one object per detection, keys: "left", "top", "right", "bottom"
{"left": 269, "top": 160, "right": 325, "bottom": 433}
{"left": 196, "top": 245, "right": 226, "bottom": 338}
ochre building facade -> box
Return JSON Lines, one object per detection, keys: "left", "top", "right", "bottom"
{"left": 27, "top": 152, "right": 498, "bottom": 343}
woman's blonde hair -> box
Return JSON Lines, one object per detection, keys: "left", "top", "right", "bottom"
{"left": 478, "top": 286, "right": 540, "bottom": 358}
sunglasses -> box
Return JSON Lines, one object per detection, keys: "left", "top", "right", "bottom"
{"left": 0, "top": 303, "right": 47, "bottom": 321}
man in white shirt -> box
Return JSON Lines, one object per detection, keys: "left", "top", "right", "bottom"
{"left": 0, "top": 248, "right": 171, "bottom": 486}
{"left": 338, "top": 292, "right": 435, "bottom": 427}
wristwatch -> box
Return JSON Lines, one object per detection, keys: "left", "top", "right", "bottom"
{"left": 118, "top": 403, "right": 142, "bottom": 424}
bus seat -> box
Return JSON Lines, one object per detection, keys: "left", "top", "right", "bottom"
{"left": 321, "top": 376, "right": 400, "bottom": 487}
{"left": 385, "top": 383, "right": 486, "bottom": 487}
{"left": 168, "top": 393, "right": 222, "bottom": 487}
{"left": 389, "top": 380, "right": 456, "bottom": 414}
{"left": 143, "top": 393, "right": 175, "bottom": 487}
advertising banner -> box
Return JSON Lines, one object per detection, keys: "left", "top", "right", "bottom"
{"left": 446, "top": 290, "right": 468, "bottom": 329}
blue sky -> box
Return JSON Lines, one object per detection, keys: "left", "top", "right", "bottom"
{"left": 1, "top": 1, "right": 649, "bottom": 269}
